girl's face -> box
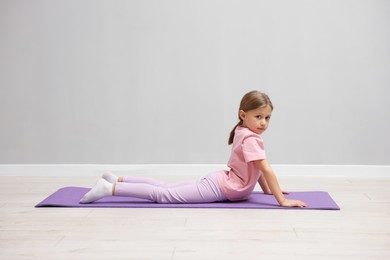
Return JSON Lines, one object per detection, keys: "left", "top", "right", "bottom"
{"left": 239, "top": 105, "right": 272, "bottom": 135}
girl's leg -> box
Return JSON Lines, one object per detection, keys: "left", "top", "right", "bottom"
{"left": 114, "top": 172, "right": 226, "bottom": 204}
{"left": 103, "top": 171, "right": 195, "bottom": 188}
{"left": 81, "top": 172, "right": 226, "bottom": 204}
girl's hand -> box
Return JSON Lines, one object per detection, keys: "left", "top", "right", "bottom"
{"left": 280, "top": 199, "right": 307, "bottom": 208}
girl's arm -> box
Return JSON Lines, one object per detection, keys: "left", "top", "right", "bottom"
{"left": 258, "top": 174, "right": 289, "bottom": 195}
{"left": 255, "top": 159, "right": 307, "bottom": 208}
{"left": 258, "top": 174, "right": 272, "bottom": 194}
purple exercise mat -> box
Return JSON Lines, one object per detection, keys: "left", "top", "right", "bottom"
{"left": 35, "top": 187, "right": 340, "bottom": 210}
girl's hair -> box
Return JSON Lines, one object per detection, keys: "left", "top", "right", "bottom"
{"left": 228, "top": 91, "right": 273, "bottom": 145}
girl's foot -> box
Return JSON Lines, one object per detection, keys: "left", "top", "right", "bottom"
{"left": 102, "top": 171, "right": 119, "bottom": 183}
{"left": 80, "top": 179, "right": 113, "bottom": 204}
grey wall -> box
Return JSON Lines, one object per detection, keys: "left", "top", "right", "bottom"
{"left": 1, "top": 0, "right": 389, "bottom": 165}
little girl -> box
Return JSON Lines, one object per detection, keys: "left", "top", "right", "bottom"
{"left": 80, "top": 91, "right": 307, "bottom": 208}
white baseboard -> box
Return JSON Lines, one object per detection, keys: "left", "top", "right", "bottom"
{"left": 0, "top": 164, "right": 389, "bottom": 178}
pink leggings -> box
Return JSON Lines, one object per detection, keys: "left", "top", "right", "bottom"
{"left": 113, "top": 171, "right": 227, "bottom": 203}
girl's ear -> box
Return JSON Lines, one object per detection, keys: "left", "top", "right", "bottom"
{"left": 239, "top": 110, "right": 246, "bottom": 121}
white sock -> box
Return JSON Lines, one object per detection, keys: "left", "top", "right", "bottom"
{"left": 102, "top": 171, "right": 119, "bottom": 183}
{"left": 80, "top": 179, "right": 113, "bottom": 204}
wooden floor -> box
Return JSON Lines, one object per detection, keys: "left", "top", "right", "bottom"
{"left": 1, "top": 173, "right": 389, "bottom": 260}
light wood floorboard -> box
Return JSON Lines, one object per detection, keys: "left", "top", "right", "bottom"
{"left": 0, "top": 174, "right": 389, "bottom": 260}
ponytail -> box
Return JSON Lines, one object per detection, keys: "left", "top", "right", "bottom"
{"left": 228, "top": 121, "right": 242, "bottom": 145}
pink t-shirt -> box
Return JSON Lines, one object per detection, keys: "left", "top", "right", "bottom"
{"left": 217, "top": 126, "right": 266, "bottom": 201}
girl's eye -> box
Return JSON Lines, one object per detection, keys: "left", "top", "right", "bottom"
{"left": 256, "top": 115, "right": 262, "bottom": 119}
{"left": 266, "top": 116, "right": 271, "bottom": 121}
